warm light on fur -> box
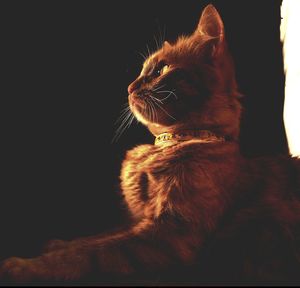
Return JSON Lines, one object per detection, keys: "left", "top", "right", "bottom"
{"left": 0, "top": 4, "right": 300, "bottom": 285}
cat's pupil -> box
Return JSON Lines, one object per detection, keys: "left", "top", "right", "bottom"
{"left": 154, "top": 62, "right": 167, "bottom": 77}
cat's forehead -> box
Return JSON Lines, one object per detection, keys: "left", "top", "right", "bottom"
{"left": 141, "top": 53, "right": 162, "bottom": 75}
{"left": 143, "top": 49, "right": 169, "bottom": 67}
{"left": 143, "top": 53, "right": 160, "bottom": 67}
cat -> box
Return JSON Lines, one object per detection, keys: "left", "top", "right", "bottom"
{"left": 1, "top": 4, "right": 300, "bottom": 285}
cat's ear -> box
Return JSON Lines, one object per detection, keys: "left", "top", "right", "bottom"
{"left": 163, "top": 41, "right": 171, "bottom": 49}
{"left": 196, "top": 4, "right": 225, "bottom": 56}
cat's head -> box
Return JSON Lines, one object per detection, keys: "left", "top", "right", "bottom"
{"left": 128, "top": 4, "right": 241, "bottom": 140}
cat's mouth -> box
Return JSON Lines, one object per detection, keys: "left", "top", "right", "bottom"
{"left": 128, "top": 93, "right": 145, "bottom": 107}
{"left": 128, "top": 94, "right": 150, "bottom": 125}
{"left": 128, "top": 90, "right": 178, "bottom": 127}
{"left": 129, "top": 89, "right": 177, "bottom": 107}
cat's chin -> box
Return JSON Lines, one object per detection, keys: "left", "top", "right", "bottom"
{"left": 128, "top": 95, "right": 156, "bottom": 127}
{"left": 130, "top": 104, "right": 167, "bottom": 136}
{"left": 129, "top": 103, "right": 150, "bottom": 126}
{"left": 129, "top": 94, "right": 176, "bottom": 135}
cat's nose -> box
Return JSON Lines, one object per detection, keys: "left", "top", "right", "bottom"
{"left": 127, "top": 83, "right": 135, "bottom": 94}
{"left": 128, "top": 77, "right": 143, "bottom": 94}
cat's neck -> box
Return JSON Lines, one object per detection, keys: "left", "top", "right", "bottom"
{"left": 148, "top": 123, "right": 198, "bottom": 136}
{"left": 154, "top": 130, "right": 225, "bottom": 146}
{"left": 148, "top": 123, "right": 231, "bottom": 140}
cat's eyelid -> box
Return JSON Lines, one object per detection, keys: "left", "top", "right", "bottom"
{"left": 157, "top": 60, "right": 167, "bottom": 68}
{"left": 141, "top": 59, "right": 170, "bottom": 77}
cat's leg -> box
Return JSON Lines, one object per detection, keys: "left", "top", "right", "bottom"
{"left": 43, "top": 239, "right": 69, "bottom": 253}
{"left": 0, "top": 218, "right": 202, "bottom": 282}
{"left": 0, "top": 246, "right": 92, "bottom": 283}
{"left": 42, "top": 225, "right": 131, "bottom": 253}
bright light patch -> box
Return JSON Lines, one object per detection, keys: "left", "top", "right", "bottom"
{"left": 281, "top": 0, "right": 300, "bottom": 158}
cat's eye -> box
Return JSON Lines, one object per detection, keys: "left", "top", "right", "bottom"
{"left": 155, "top": 63, "right": 169, "bottom": 76}
{"left": 160, "top": 64, "right": 170, "bottom": 75}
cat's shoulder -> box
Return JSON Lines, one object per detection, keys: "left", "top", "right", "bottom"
{"left": 124, "top": 141, "right": 239, "bottom": 161}
{"left": 124, "top": 144, "right": 157, "bottom": 161}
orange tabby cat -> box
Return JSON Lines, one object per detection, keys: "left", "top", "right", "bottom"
{"left": 1, "top": 4, "right": 300, "bottom": 285}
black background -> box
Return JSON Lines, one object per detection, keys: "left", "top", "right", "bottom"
{"left": 1, "top": 0, "right": 286, "bottom": 262}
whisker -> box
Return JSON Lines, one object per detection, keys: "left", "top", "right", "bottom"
{"left": 162, "top": 25, "right": 166, "bottom": 46}
{"left": 146, "top": 44, "right": 151, "bottom": 58}
{"left": 158, "top": 24, "right": 163, "bottom": 48}
{"left": 160, "top": 92, "right": 173, "bottom": 102}
{"left": 152, "top": 84, "right": 166, "bottom": 92}
{"left": 154, "top": 35, "right": 159, "bottom": 51}
{"left": 155, "top": 90, "right": 178, "bottom": 100}
{"left": 147, "top": 99, "right": 156, "bottom": 123}
{"left": 145, "top": 100, "right": 152, "bottom": 122}
{"left": 115, "top": 111, "right": 132, "bottom": 134}
{"left": 115, "top": 106, "right": 131, "bottom": 124}
{"left": 150, "top": 99, "right": 159, "bottom": 123}
{"left": 112, "top": 106, "right": 135, "bottom": 143}
{"left": 150, "top": 102, "right": 155, "bottom": 123}
{"left": 149, "top": 95, "right": 163, "bottom": 104}
{"left": 152, "top": 100, "right": 176, "bottom": 120}
{"left": 119, "top": 113, "right": 135, "bottom": 138}
{"left": 128, "top": 112, "right": 135, "bottom": 127}
{"left": 138, "top": 51, "right": 147, "bottom": 61}
{"left": 115, "top": 113, "right": 134, "bottom": 143}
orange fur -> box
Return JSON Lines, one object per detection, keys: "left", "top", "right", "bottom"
{"left": 1, "top": 4, "right": 300, "bottom": 285}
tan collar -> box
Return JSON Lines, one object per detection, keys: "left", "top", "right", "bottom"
{"left": 154, "top": 130, "right": 225, "bottom": 146}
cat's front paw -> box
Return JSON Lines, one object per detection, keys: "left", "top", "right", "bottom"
{"left": 0, "top": 257, "right": 36, "bottom": 283}
{"left": 43, "top": 239, "right": 69, "bottom": 253}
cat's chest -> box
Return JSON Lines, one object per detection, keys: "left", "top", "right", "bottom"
{"left": 120, "top": 144, "right": 169, "bottom": 218}
{"left": 120, "top": 142, "right": 242, "bottom": 220}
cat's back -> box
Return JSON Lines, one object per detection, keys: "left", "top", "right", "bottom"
{"left": 249, "top": 154, "right": 300, "bottom": 199}
{"left": 191, "top": 155, "right": 300, "bottom": 284}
